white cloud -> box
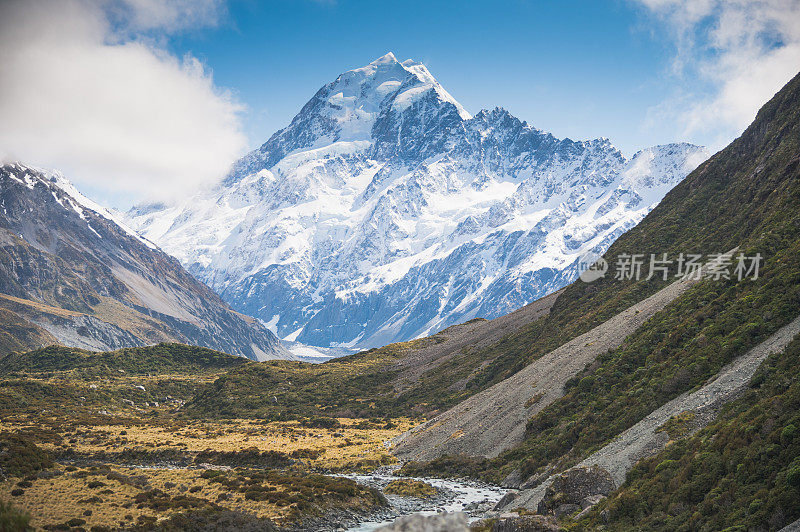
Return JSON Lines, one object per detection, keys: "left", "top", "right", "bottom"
{"left": 637, "top": 0, "right": 800, "bottom": 149}
{"left": 0, "top": 0, "right": 245, "bottom": 203}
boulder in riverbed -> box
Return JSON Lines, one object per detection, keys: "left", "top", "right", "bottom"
{"left": 375, "top": 512, "right": 468, "bottom": 531}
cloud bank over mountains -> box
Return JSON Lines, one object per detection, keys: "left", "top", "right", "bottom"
{"left": 0, "top": 0, "right": 244, "bottom": 203}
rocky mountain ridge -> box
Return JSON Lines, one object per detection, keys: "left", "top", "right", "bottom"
{"left": 0, "top": 163, "right": 291, "bottom": 360}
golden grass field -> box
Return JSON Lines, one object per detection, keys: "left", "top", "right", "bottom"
{"left": 0, "top": 343, "right": 430, "bottom": 529}
{"left": 0, "top": 417, "right": 415, "bottom": 529}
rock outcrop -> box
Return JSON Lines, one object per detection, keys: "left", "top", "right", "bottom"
{"left": 535, "top": 466, "right": 614, "bottom": 517}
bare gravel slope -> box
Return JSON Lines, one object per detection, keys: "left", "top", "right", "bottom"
{"left": 392, "top": 290, "right": 561, "bottom": 389}
{"left": 393, "top": 271, "right": 711, "bottom": 462}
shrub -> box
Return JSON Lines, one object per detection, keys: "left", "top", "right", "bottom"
{"left": 0, "top": 500, "right": 29, "bottom": 531}
{"left": 782, "top": 424, "right": 797, "bottom": 442}
{"left": 398, "top": 455, "right": 490, "bottom": 479}
{"left": 289, "top": 448, "right": 324, "bottom": 460}
{"left": 300, "top": 417, "right": 341, "bottom": 429}
{"left": 749, "top": 499, "right": 763, "bottom": 514}
{"left": 383, "top": 479, "right": 436, "bottom": 498}
{"left": 787, "top": 465, "right": 800, "bottom": 488}
{"left": 0, "top": 432, "right": 53, "bottom": 478}
{"left": 655, "top": 459, "right": 677, "bottom": 474}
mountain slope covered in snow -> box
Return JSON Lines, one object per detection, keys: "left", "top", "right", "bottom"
{"left": 130, "top": 53, "right": 709, "bottom": 349}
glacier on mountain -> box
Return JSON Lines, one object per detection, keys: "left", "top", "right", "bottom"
{"left": 129, "top": 53, "right": 709, "bottom": 349}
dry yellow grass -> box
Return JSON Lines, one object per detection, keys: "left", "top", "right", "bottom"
{"left": 0, "top": 416, "right": 416, "bottom": 529}
{"left": 0, "top": 293, "right": 83, "bottom": 318}
{"left": 0, "top": 464, "right": 289, "bottom": 528}
{"left": 0, "top": 417, "right": 413, "bottom": 469}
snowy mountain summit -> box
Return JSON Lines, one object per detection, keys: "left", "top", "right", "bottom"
{"left": 129, "top": 53, "right": 710, "bottom": 349}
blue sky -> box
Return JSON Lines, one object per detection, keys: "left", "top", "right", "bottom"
{"left": 168, "top": 0, "right": 680, "bottom": 156}
{"left": 2, "top": 0, "right": 798, "bottom": 207}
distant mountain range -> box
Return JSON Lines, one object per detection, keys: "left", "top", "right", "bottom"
{"left": 129, "top": 53, "right": 709, "bottom": 349}
{"left": 0, "top": 163, "right": 291, "bottom": 360}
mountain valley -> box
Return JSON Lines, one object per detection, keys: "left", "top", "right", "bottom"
{"left": 0, "top": 53, "right": 799, "bottom": 532}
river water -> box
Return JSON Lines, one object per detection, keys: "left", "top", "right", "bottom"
{"left": 341, "top": 473, "right": 507, "bottom": 531}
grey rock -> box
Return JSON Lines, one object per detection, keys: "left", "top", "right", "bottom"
{"left": 375, "top": 512, "right": 468, "bottom": 532}
{"left": 580, "top": 494, "right": 606, "bottom": 509}
{"left": 536, "top": 466, "right": 615, "bottom": 516}
{"left": 490, "top": 515, "right": 559, "bottom": 532}
{"left": 553, "top": 503, "right": 581, "bottom": 518}
{"left": 493, "top": 490, "right": 519, "bottom": 510}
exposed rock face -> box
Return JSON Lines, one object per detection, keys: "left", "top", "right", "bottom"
{"left": 375, "top": 511, "right": 468, "bottom": 531}
{"left": 0, "top": 163, "right": 290, "bottom": 360}
{"left": 536, "top": 466, "right": 615, "bottom": 516}
{"left": 129, "top": 52, "right": 708, "bottom": 350}
{"left": 492, "top": 491, "right": 519, "bottom": 511}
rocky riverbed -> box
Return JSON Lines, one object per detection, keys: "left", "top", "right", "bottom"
{"left": 338, "top": 468, "right": 507, "bottom": 531}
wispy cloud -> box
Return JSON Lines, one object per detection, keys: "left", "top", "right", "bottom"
{"left": 0, "top": 0, "right": 245, "bottom": 203}
{"left": 637, "top": 0, "right": 800, "bottom": 149}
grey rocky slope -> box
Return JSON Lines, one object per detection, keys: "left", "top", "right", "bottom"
{"left": 129, "top": 52, "right": 708, "bottom": 349}
{"left": 0, "top": 162, "right": 290, "bottom": 360}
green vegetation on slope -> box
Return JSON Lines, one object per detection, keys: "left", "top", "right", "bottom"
{"left": 576, "top": 335, "right": 800, "bottom": 531}
{"left": 184, "top": 341, "right": 409, "bottom": 419}
{"left": 0, "top": 432, "right": 53, "bottom": 478}
{"left": 0, "top": 343, "right": 249, "bottom": 421}
{"left": 0, "top": 343, "right": 247, "bottom": 378}
{"left": 0, "top": 500, "right": 30, "bottom": 532}
{"left": 498, "top": 237, "right": 799, "bottom": 482}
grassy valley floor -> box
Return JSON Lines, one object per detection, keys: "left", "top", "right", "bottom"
{"left": 0, "top": 344, "right": 418, "bottom": 531}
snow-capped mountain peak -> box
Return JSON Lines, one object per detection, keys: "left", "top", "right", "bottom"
{"left": 129, "top": 55, "right": 709, "bottom": 350}
{"left": 226, "top": 53, "right": 471, "bottom": 182}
